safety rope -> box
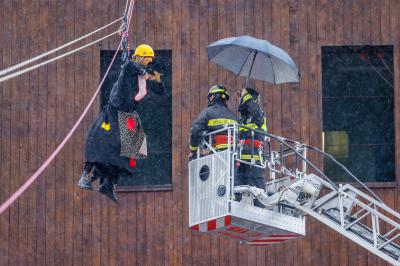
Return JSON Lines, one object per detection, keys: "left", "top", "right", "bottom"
{"left": 335, "top": 50, "right": 394, "bottom": 89}
{"left": 0, "top": 30, "right": 120, "bottom": 83}
{"left": 0, "top": 0, "right": 136, "bottom": 215}
{"left": 377, "top": 52, "right": 394, "bottom": 76}
{"left": 121, "top": 0, "right": 135, "bottom": 63}
{"left": 362, "top": 58, "right": 394, "bottom": 88}
{"left": 0, "top": 17, "right": 123, "bottom": 77}
{"left": 120, "top": 12, "right": 130, "bottom": 63}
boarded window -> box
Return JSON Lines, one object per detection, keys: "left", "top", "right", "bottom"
{"left": 322, "top": 46, "right": 395, "bottom": 182}
{"left": 100, "top": 50, "right": 172, "bottom": 189}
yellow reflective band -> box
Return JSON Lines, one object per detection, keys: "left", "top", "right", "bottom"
{"left": 210, "top": 89, "right": 228, "bottom": 95}
{"left": 243, "top": 94, "right": 253, "bottom": 103}
{"left": 210, "top": 85, "right": 229, "bottom": 95}
{"left": 240, "top": 154, "right": 262, "bottom": 161}
{"left": 214, "top": 143, "right": 229, "bottom": 150}
{"left": 208, "top": 119, "right": 237, "bottom": 126}
{"left": 261, "top": 118, "right": 268, "bottom": 132}
{"left": 189, "top": 144, "right": 198, "bottom": 151}
{"left": 101, "top": 122, "right": 110, "bottom": 131}
{"left": 239, "top": 120, "right": 268, "bottom": 132}
{"left": 239, "top": 123, "right": 258, "bottom": 131}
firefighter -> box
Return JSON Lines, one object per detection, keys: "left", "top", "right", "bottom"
{"left": 78, "top": 44, "right": 161, "bottom": 203}
{"left": 188, "top": 85, "right": 237, "bottom": 160}
{"left": 236, "top": 86, "right": 267, "bottom": 207}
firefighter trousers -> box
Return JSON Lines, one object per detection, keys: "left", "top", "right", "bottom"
{"left": 235, "top": 163, "right": 266, "bottom": 208}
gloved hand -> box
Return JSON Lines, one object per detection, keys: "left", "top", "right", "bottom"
{"left": 146, "top": 67, "right": 162, "bottom": 83}
{"left": 153, "top": 71, "right": 161, "bottom": 82}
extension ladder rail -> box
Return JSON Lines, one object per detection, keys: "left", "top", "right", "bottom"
{"left": 292, "top": 178, "right": 400, "bottom": 265}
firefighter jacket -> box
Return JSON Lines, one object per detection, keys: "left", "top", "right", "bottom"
{"left": 189, "top": 100, "right": 237, "bottom": 151}
{"left": 238, "top": 93, "right": 267, "bottom": 140}
{"left": 238, "top": 93, "right": 267, "bottom": 162}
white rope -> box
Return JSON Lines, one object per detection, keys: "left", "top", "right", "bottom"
{"left": 0, "top": 16, "right": 123, "bottom": 77}
{"left": 0, "top": 30, "right": 120, "bottom": 83}
{"left": 128, "top": 0, "right": 135, "bottom": 23}
{"left": 124, "top": 0, "right": 130, "bottom": 14}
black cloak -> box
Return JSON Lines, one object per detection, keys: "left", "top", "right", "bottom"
{"left": 84, "top": 60, "right": 148, "bottom": 173}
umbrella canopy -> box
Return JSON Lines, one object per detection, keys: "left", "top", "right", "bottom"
{"left": 207, "top": 36, "right": 299, "bottom": 84}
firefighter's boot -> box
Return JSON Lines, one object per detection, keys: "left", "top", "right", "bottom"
{"left": 98, "top": 178, "right": 118, "bottom": 203}
{"left": 78, "top": 166, "right": 95, "bottom": 190}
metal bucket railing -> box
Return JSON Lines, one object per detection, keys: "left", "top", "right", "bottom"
{"left": 195, "top": 124, "right": 383, "bottom": 203}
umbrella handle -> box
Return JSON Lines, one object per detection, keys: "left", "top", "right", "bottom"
{"left": 248, "top": 50, "right": 257, "bottom": 77}
{"left": 245, "top": 77, "right": 254, "bottom": 89}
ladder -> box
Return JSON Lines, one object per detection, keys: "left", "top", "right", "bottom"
{"left": 274, "top": 174, "right": 400, "bottom": 265}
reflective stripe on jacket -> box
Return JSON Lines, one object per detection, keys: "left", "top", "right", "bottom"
{"left": 189, "top": 101, "right": 237, "bottom": 150}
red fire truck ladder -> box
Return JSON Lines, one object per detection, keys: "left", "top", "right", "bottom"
{"left": 188, "top": 125, "right": 400, "bottom": 265}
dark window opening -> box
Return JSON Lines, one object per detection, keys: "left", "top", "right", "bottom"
{"left": 100, "top": 50, "right": 172, "bottom": 189}
{"left": 322, "top": 45, "right": 395, "bottom": 182}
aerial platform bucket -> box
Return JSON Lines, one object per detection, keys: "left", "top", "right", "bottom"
{"left": 188, "top": 150, "right": 305, "bottom": 245}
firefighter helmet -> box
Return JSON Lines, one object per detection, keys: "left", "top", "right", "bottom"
{"left": 207, "top": 85, "right": 230, "bottom": 101}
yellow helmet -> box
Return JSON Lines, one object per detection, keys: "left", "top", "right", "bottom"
{"left": 133, "top": 44, "right": 155, "bottom": 57}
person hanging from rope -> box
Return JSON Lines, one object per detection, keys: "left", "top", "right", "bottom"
{"left": 236, "top": 84, "right": 267, "bottom": 208}
{"left": 188, "top": 85, "right": 237, "bottom": 161}
{"left": 78, "top": 43, "right": 162, "bottom": 202}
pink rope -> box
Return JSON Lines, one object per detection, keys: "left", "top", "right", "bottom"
{"left": 0, "top": 0, "right": 135, "bottom": 214}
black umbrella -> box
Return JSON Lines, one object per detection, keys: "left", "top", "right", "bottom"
{"left": 207, "top": 36, "right": 299, "bottom": 85}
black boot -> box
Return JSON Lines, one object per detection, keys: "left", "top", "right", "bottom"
{"left": 98, "top": 178, "right": 118, "bottom": 203}
{"left": 78, "top": 163, "right": 95, "bottom": 190}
